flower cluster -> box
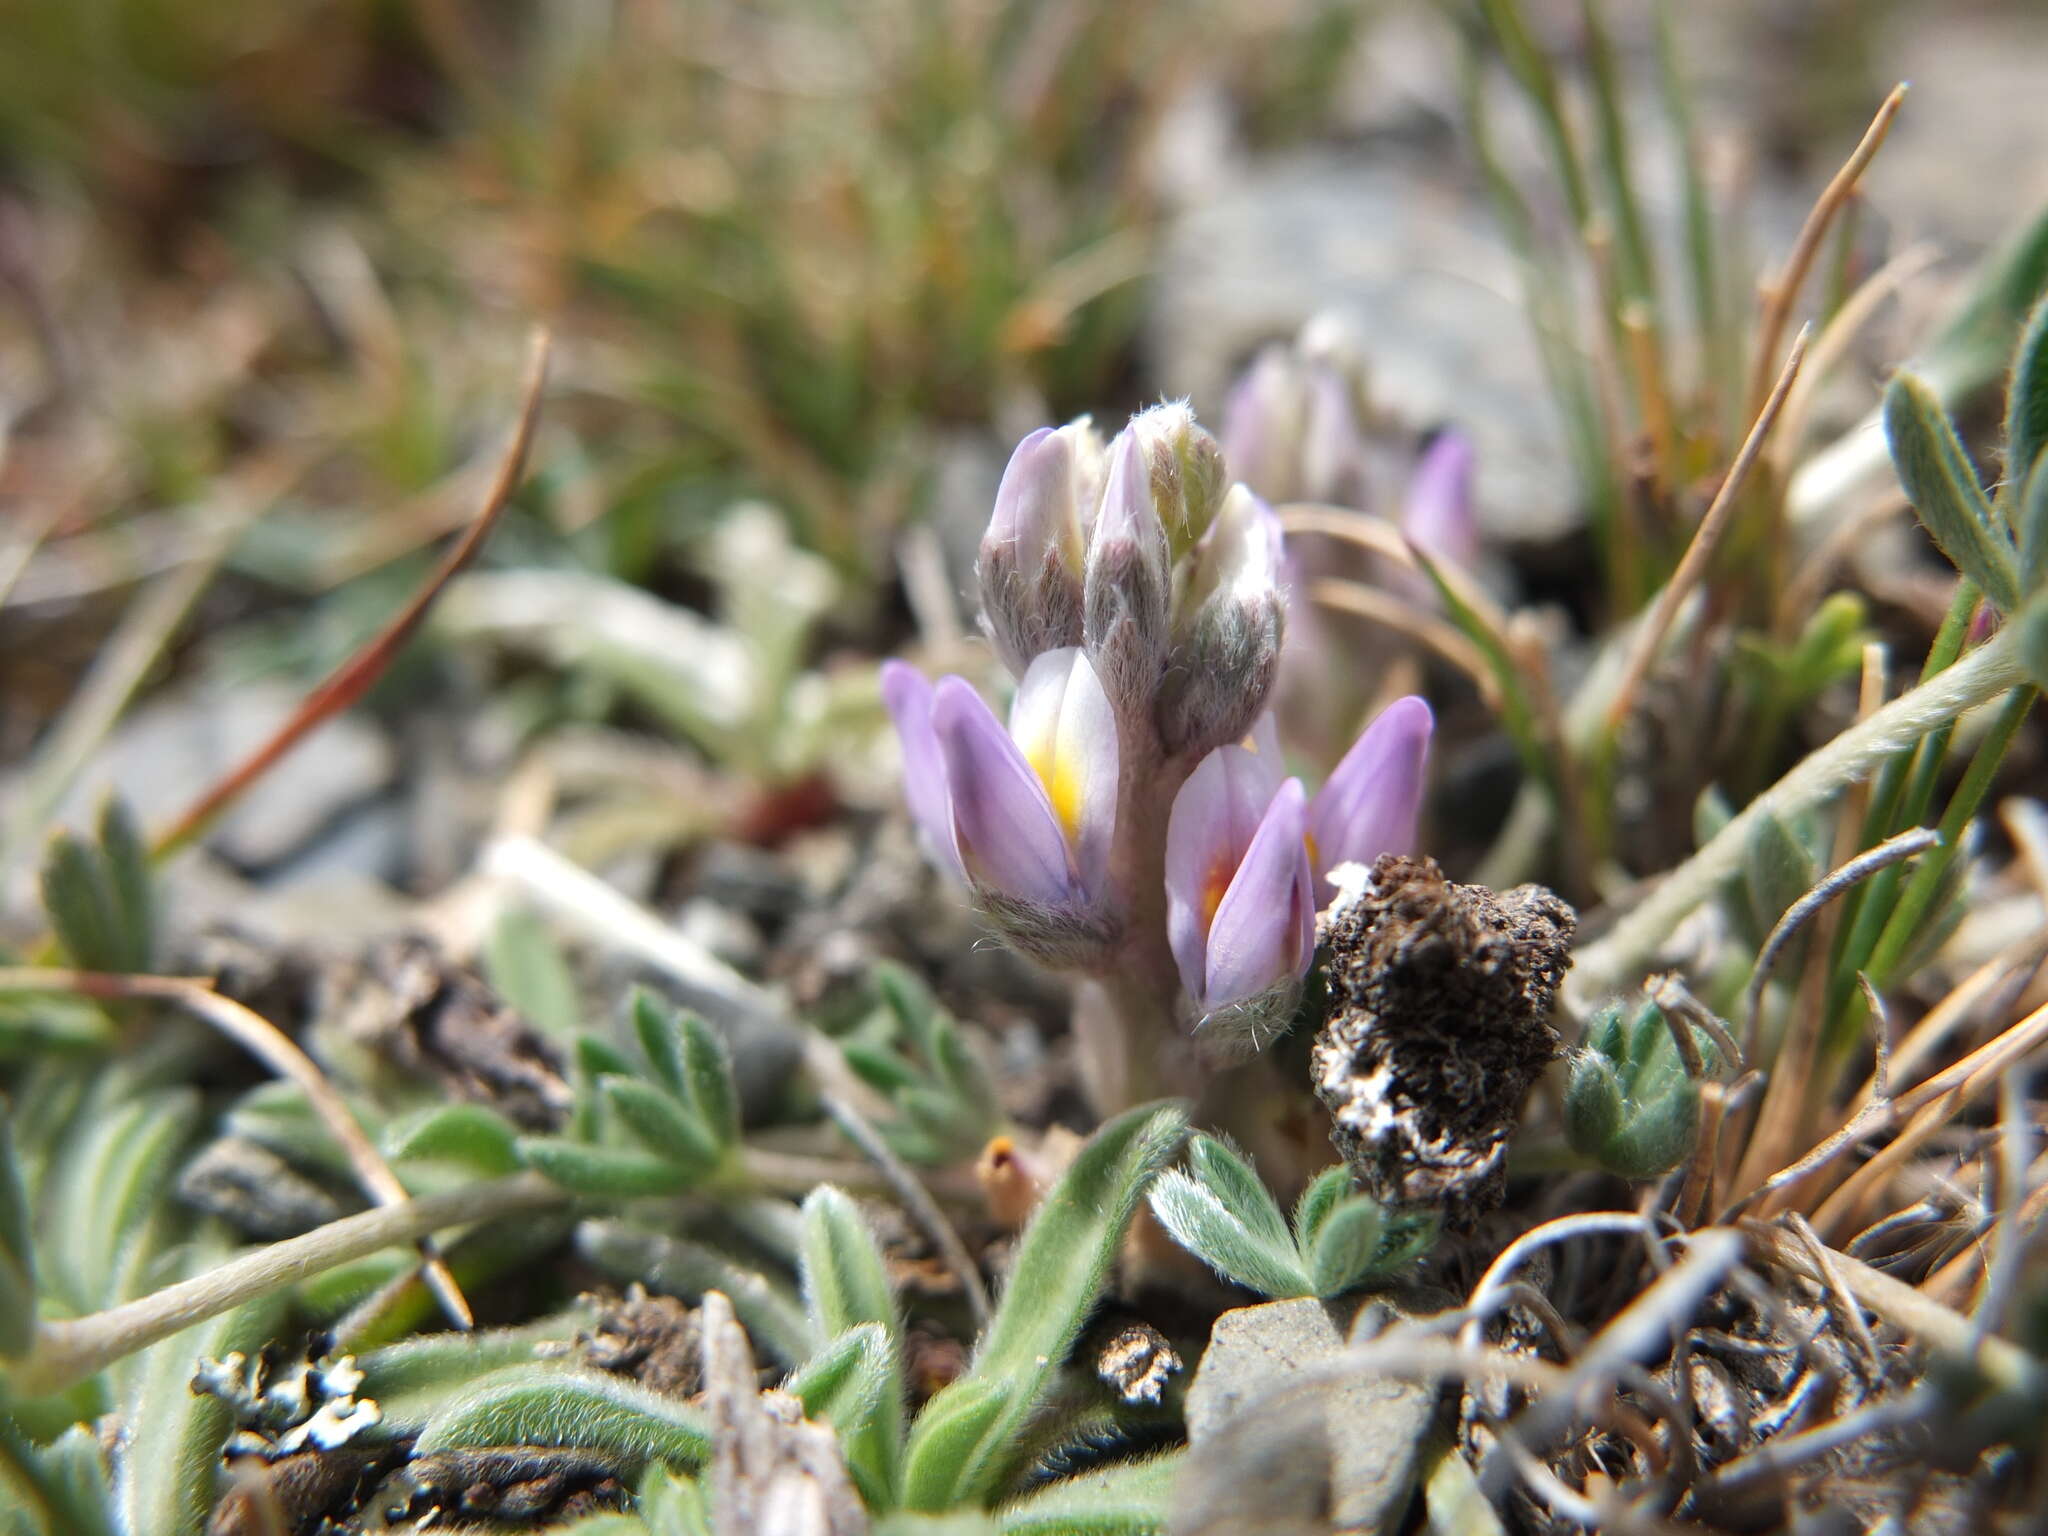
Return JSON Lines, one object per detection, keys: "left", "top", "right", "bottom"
{"left": 884, "top": 401, "right": 1434, "bottom": 1048}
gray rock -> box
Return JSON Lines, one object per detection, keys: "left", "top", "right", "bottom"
{"left": 37, "top": 680, "right": 395, "bottom": 871}
{"left": 1176, "top": 1295, "right": 1440, "bottom": 1535}
{"left": 1148, "top": 147, "right": 1577, "bottom": 545}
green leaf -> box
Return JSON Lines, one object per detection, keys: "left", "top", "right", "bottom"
{"left": 632, "top": 990, "right": 690, "bottom": 1098}
{"left": 1147, "top": 1171, "right": 1309, "bottom": 1300}
{"left": 786, "top": 1322, "right": 900, "bottom": 1507}
{"left": 359, "top": 1312, "right": 592, "bottom": 1430}
{"left": 1290, "top": 1166, "right": 1352, "bottom": 1255}
{"left": 578, "top": 1221, "right": 815, "bottom": 1367}
{"left": 600, "top": 1077, "right": 721, "bottom": 1173}
{"left": 676, "top": 1013, "right": 740, "bottom": 1153}
{"left": 1307, "top": 1197, "right": 1387, "bottom": 1298}
{"left": 903, "top": 1102, "right": 1187, "bottom": 1509}
{"left": 518, "top": 1137, "right": 684, "bottom": 1199}
{"left": 0, "top": 1099, "right": 35, "bottom": 1359}
{"left": 414, "top": 1364, "right": 710, "bottom": 1469}
{"left": 2018, "top": 449, "right": 2048, "bottom": 594}
{"left": 1743, "top": 811, "right": 1815, "bottom": 944}
{"left": 483, "top": 907, "right": 582, "bottom": 1041}
{"left": 38, "top": 834, "right": 122, "bottom": 978}
{"left": 996, "top": 1449, "right": 1182, "bottom": 1535}
{"left": 900, "top": 1378, "right": 1011, "bottom": 1513}
{"left": 639, "top": 1465, "right": 714, "bottom": 1536}
{"left": 1565, "top": 1052, "right": 1626, "bottom": 1161}
{"left": 2005, "top": 294, "right": 2048, "bottom": 498}
{"left": 1185, "top": 1135, "right": 1290, "bottom": 1255}
{"left": 1885, "top": 371, "right": 2020, "bottom": 611}
{"left": 799, "top": 1186, "right": 898, "bottom": 1342}
{"left": 95, "top": 798, "right": 153, "bottom": 974}
{"left": 386, "top": 1103, "right": 522, "bottom": 1179}
{"left": 115, "top": 1255, "right": 284, "bottom": 1536}
{"left": 797, "top": 1186, "right": 905, "bottom": 1502}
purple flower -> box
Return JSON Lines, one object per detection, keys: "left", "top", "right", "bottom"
{"left": 1307, "top": 695, "right": 1432, "bottom": 901}
{"left": 1401, "top": 430, "right": 1479, "bottom": 570}
{"left": 883, "top": 649, "right": 1120, "bottom": 928}
{"left": 1165, "top": 738, "right": 1314, "bottom": 1015}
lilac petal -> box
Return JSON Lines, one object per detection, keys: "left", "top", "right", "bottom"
{"left": 1007, "top": 648, "right": 1120, "bottom": 896}
{"left": 931, "top": 676, "right": 1074, "bottom": 907}
{"left": 1308, "top": 695, "right": 1433, "bottom": 896}
{"left": 988, "top": 426, "right": 1084, "bottom": 572}
{"left": 1203, "top": 778, "right": 1315, "bottom": 1009}
{"left": 1402, "top": 430, "right": 1479, "bottom": 569}
{"left": 1164, "top": 744, "right": 1291, "bottom": 1005}
{"left": 1220, "top": 346, "right": 1303, "bottom": 501}
{"left": 881, "top": 662, "right": 963, "bottom": 881}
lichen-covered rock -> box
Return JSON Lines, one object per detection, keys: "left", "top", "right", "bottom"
{"left": 1312, "top": 855, "right": 1574, "bottom": 1229}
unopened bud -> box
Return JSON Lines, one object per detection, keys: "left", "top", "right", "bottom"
{"left": 1157, "top": 485, "right": 1285, "bottom": 757}
{"left": 978, "top": 423, "right": 1099, "bottom": 676}
{"left": 1130, "top": 401, "right": 1228, "bottom": 559}
{"left": 1084, "top": 426, "right": 1174, "bottom": 721}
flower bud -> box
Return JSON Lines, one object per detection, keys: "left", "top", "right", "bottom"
{"left": 1129, "top": 401, "right": 1228, "bottom": 559}
{"left": 1084, "top": 426, "right": 1174, "bottom": 723}
{"left": 1156, "top": 485, "right": 1285, "bottom": 758}
{"left": 1165, "top": 745, "right": 1314, "bottom": 1045}
{"left": 977, "top": 422, "right": 1101, "bottom": 677}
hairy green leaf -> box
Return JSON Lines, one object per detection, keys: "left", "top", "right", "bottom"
{"left": 1885, "top": 371, "right": 2020, "bottom": 611}
{"left": 676, "top": 1013, "right": 739, "bottom": 1153}
{"left": 1147, "top": 1171, "right": 1308, "bottom": 1300}
{"left": 786, "top": 1321, "right": 900, "bottom": 1507}
{"left": 632, "top": 990, "right": 690, "bottom": 1098}
{"left": 414, "top": 1364, "right": 709, "bottom": 1468}
{"left": 1290, "top": 1166, "right": 1352, "bottom": 1256}
{"left": 799, "top": 1186, "right": 904, "bottom": 1501}
{"left": 599, "top": 1076, "right": 720, "bottom": 1173}
{"left": 2005, "top": 295, "right": 2048, "bottom": 500}
{"left": 386, "top": 1102, "right": 522, "bottom": 1179}
{"left": 95, "top": 799, "right": 153, "bottom": 975}
{"left": 1185, "top": 1135, "right": 1291, "bottom": 1254}
{"left": 358, "top": 1311, "right": 592, "bottom": 1430}
{"left": 518, "top": 1137, "right": 684, "bottom": 1199}
{"left": 1307, "top": 1197, "right": 1387, "bottom": 1298}
{"left": 996, "top": 1449, "right": 1182, "bottom": 1534}
{"left": 904, "top": 1102, "right": 1187, "bottom": 1508}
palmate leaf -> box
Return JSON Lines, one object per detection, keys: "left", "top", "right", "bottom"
{"left": 1307, "top": 1197, "right": 1387, "bottom": 1298}
{"left": 1885, "top": 370, "right": 2021, "bottom": 612}
{"left": 901, "top": 1102, "right": 1187, "bottom": 1510}
{"left": 37, "top": 798, "right": 155, "bottom": 977}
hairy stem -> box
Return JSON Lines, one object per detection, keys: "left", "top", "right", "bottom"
{"left": 8, "top": 1173, "right": 564, "bottom": 1397}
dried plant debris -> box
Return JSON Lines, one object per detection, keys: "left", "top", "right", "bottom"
{"left": 178, "top": 1135, "right": 351, "bottom": 1239}
{"left": 385, "top": 1446, "right": 632, "bottom": 1528}
{"left": 321, "top": 935, "right": 572, "bottom": 1129}
{"left": 1313, "top": 855, "right": 1575, "bottom": 1229}
{"left": 565, "top": 1284, "right": 704, "bottom": 1398}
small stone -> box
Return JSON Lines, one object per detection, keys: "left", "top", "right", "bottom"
{"left": 1176, "top": 1295, "right": 1440, "bottom": 1535}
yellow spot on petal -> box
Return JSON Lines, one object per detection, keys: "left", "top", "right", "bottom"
{"left": 1201, "top": 857, "right": 1234, "bottom": 931}
{"left": 1026, "top": 742, "right": 1084, "bottom": 843}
